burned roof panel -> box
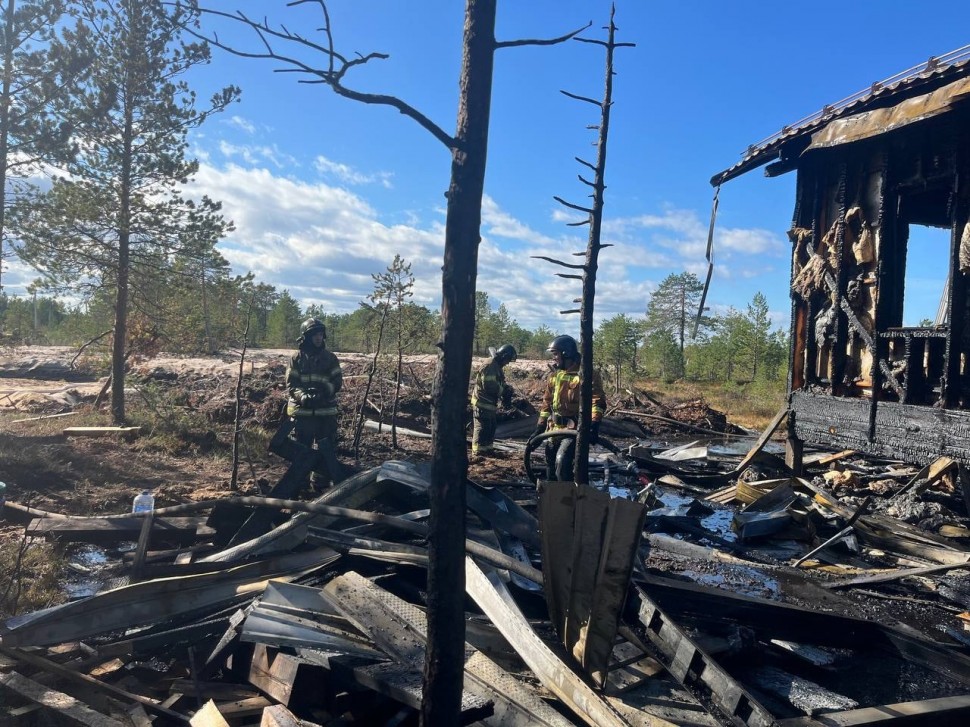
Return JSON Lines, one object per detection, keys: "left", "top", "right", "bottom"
{"left": 711, "top": 44, "right": 970, "bottom": 186}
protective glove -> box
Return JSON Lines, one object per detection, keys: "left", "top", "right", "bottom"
{"left": 501, "top": 388, "right": 513, "bottom": 408}
{"left": 530, "top": 421, "right": 547, "bottom": 441}
{"left": 319, "top": 381, "right": 335, "bottom": 399}
{"left": 300, "top": 391, "right": 318, "bottom": 408}
{"left": 589, "top": 420, "right": 600, "bottom": 445}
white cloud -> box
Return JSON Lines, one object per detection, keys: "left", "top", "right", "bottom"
{"left": 0, "top": 151, "right": 783, "bottom": 333}
{"left": 227, "top": 115, "right": 257, "bottom": 134}
{"left": 218, "top": 141, "right": 298, "bottom": 169}
{"left": 314, "top": 155, "right": 394, "bottom": 188}
{"left": 482, "top": 195, "right": 558, "bottom": 246}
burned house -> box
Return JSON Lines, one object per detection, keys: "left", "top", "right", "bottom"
{"left": 712, "top": 45, "right": 970, "bottom": 470}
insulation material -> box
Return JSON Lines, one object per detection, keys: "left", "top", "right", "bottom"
{"left": 792, "top": 221, "right": 838, "bottom": 300}
{"left": 845, "top": 206, "right": 875, "bottom": 264}
{"left": 961, "top": 221, "right": 970, "bottom": 273}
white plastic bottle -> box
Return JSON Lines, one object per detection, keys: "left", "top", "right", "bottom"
{"left": 132, "top": 490, "right": 154, "bottom": 513}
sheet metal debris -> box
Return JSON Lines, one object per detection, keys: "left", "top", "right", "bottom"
{"left": 3, "top": 421, "right": 970, "bottom": 725}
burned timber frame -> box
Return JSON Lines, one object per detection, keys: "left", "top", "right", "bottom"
{"left": 712, "top": 45, "right": 970, "bottom": 470}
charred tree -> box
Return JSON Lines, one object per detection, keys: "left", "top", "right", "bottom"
{"left": 188, "top": 2, "right": 586, "bottom": 723}
{"left": 534, "top": 7, "right": 632, "bottom": 484}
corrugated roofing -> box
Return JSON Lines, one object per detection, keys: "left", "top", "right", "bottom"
{"left": 711, "top": 44, "right": 970, "bottom": 187}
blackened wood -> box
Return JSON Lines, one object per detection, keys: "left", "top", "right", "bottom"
{"left": 0, "top": 670, "right": 128, "bottom": 727}
{"left": 425, "top": 2, "right": 497, "bottom": 722}
{"left": 0, "top": 646, "right": 190, "bottom": 722}
{"left": 27, "top": 516, "right": 208, "bottom": 546}
{"left": 792, "top": 390, "right": 970, "bottom": 465}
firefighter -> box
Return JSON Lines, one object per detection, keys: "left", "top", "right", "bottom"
{"left": 471, "top": 344, "right": 517, "bottom": 458}
{"left": 286, "top": 317, "right": 343, "bottom": 489}
{"left": 531, "top": 334, "right": 606, "bottom": 482}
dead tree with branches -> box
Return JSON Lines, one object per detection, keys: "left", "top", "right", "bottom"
{"left": 533, "top": 7, "right": 632, "bottom": 485}
{"left": 186, "top": 1, "right": 587, "bottom": 721}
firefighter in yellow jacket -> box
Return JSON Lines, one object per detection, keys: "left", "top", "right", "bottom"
{"left": 471, "top": 344, "right": 517, "bottom": 458}
{"left": 531, "top": 334, "right": 606, "bottom": 481}
{"left": 287, "top": 317, "right": 343, "bottom": 487}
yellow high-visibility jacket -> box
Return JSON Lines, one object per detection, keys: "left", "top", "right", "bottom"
{"left": 471, "top": 357, "right": 509, "bottom": 412}
{"left": 538, "top": 362, "right": 606, "bottom": 430}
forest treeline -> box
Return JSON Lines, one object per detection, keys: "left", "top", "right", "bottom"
{"left": 1, "top": 268, "right": 788, "bottom": 389}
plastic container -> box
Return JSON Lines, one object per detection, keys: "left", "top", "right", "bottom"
{"left": 132, "top": 490, "right": 154, "bottom": 513}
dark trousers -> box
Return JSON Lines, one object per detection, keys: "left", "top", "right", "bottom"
{"left": 544, "top": 435, "right": 576, "bottom": 482}
{"left": 292, "top": 415, "right": 339, "bottom": 484}
{"left": 472, "top": 408, "right": 497, "bottom": 454}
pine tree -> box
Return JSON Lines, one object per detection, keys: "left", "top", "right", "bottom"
{"left": 644, "top": 272, "right": 711, "bottom": 359}
{"left": 595, "top": 313, "right": 639, "bottom": 391}
{"left": 265, "top": 290, "right": 303, "bottom": 348}
{"left": 12, "top": 0, "right": 238, "bottom": 422}
{"left": 0, "top": 0, "right": 89, "bottom": 315}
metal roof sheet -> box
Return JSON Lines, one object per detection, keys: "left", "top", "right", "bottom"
{"left": 711, "top": 45, "right": 970, "bottom": 187}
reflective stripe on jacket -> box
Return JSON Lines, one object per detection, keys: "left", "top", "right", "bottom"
{"left": 286, "top": 346, "right": 343, "bottom": 418}
{"left": 538, "top": 363, "right": 606, "bottom": 430}
{"left": 471, "top": 358, "right": 507, "bottom": 412}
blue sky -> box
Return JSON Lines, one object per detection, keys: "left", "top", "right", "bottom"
{"left": 10, "top": 1, "right": 969, "bottom": 334}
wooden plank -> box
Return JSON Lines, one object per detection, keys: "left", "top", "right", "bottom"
{"left": 321, "top": 571, "right": 573, "bottom": 727}
{"left": 64, "top": 426, "right": 141, "bottom": 437}
{"left": 538, "top": 481, "right": 577, "bottom": 645}
{"left": 126, "top": 703, "right": 153, "bottom": 727}
{"left": 582, "top": 496, "right": 648, "bottom": 688}
{"left": 130, "top": 510, "right": 155, "bottom": 582}
{"left": 565, "top": 487, "right": 611, "bottom": 661}
{"left": 605, "top": 656, "right": 665, "bottom": 695}
{"left": 218, "top": 696, "right": 272, "bottom": 718}
{"left": 260, "top": 704, "right": 303, "bottom": 727}
{"left": 634, "top": 587, "right": 776, "bottom": 727}
{"left": 824, "top": 561, "right": 970, "bottom": 589}
{"left": 803, "top": 449, "right": 857, "bottom": 466}
{"left": 27, "top": 516, "right": 210, "bottom": 545}
{"left": 169, "top": 680, "right": 261, "bottom": 701}
{"left": 248, "top": 644, "right": 301, "bottom": 706}
{"left": 731, "top": 406, "right": 787, "bottom": 477}
{"left": 0, "top": 650, "right": 188, "bottom": 723}
{"left": 0, "top": 670, "right": 127, "bottom": 727}
{"left": 776, "top": 694, "right": 970, "bottom": 725}
{"left": 201, "top": 465, "right": 385, "bottom": 563}
{"left": 189, "top": 699, "right": 230, "bottom": 727}
{"left": 332, "top": 654, "right": 493, "bottom": 725}
{"left": 464, "top": 556, "right": 647, "bottom": 727}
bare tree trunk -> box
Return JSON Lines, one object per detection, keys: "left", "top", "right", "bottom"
{"left": 392, "top": 349, "right": 403, "bottom": 448}
{"left": 575, "top": 10, "right": 624, "bottom": 485}
{"left": 201, "top": 252, "right": 213, "bottom": 354}
{"left": 0, "top": 0, "right": 14, "bottom": 325}
{"left": 423, "top": 2, "right": 496, "bottom": 723}
{"left": 111, "top": 63, "right": 136, "bottom": 425}
{"left": 230, "top": 295, "right": 255, "bottom": 490}
{"left": 353, "top": 305, "right": 389, "bottom": 459}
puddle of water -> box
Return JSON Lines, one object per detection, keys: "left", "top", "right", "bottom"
{"left": 656, "top": 488, "right": 738, "bottom": 542}
{"left": 63, "top": 544, "right": 125, "bottom": 601}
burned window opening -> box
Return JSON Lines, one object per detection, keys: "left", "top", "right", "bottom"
{"left": 900, "top": 224, "right": 951, "bottom": 328}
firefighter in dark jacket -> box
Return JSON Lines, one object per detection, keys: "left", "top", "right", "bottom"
{"left": 287, "top": 317, "right": 343, "bottom": 487}
{"left": 531, "top": 334, "right": 606, "bottom": 482}
{"left": 471, "top": 344, "right": 517, "bottom": 458}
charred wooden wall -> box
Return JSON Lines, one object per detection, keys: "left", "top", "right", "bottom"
{"left": 788, "top": 114, "right": 970, "bottom": 466}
